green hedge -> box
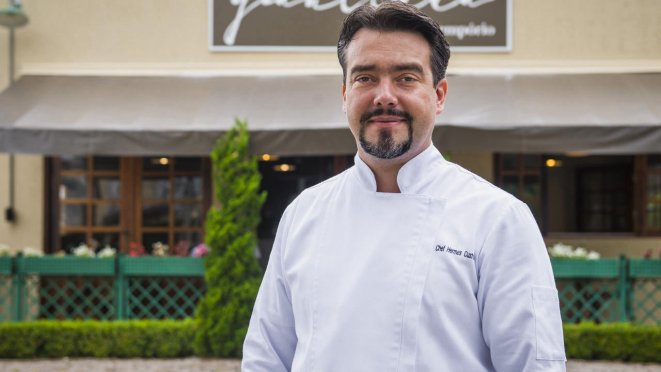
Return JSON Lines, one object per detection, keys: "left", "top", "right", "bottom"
{"left": 0, "top": 319, "right": 196, "bottom": 358}
{"left": 2, "top": 320, "right": 661, "bottom": 361}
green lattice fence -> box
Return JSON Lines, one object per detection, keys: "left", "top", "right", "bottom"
{"left": 0, "top": 257, "right": 12, "bottom": 322}
{"left": 552, "top": 258, "right": 624, "bottom": 324}
{"left": 18, "top": 257, "right": 116, "bottom": 320}
{"left": 630, "top": 259, "right": 661, "bottom": 324}
{"left": 120, "top": 257, "right": 205, "bottom": 320}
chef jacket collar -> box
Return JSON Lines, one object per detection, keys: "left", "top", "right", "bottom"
{"left": 353, "top": 143, "right": 446, "bottom": 195}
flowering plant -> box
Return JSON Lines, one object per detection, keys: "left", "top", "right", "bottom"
{"left": 0, "top": 244, "right": 9, "bottom": 256}
{"left": 548, "top": 242, "right": 600, "bottom": 260}
{"left": 191, "top": 243, "right": 209, "bottom": 258}
{"left": 23, "top": 246, "right": 44, "bottom": 257}
{"left": 128, "top": 242, "right": 146, "bottom": 257}
{"left": 72, "top": 243, "right": 95, "bottom": 257}
{"left": 97, "top": 245, "right": 117, "bottom": 258}
{"left": 152, "top": 241, "right": 169, "bottom": 257}
{"left": 173, "top": 240, "right": 191, "bottom": 257}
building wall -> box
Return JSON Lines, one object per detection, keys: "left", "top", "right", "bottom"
{"left": 448, "top": 152, "right": 493, "bottom": 183}
{"left": 0, "top": 155, "right": 44, "bottom": 254}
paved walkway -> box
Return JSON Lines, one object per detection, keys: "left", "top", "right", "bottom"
{"left": 1, "top": 358, "right": 661, "bottom": 371}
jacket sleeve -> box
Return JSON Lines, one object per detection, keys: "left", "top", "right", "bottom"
{"left": 476, "top": 201, "right": 566, "bottom": 372}
{"left": 242, "top": 203, "right": 298, "bottom": 372}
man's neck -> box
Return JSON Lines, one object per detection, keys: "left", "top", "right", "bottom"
{"left": 359, "top": 140, "right": 431, "bottom": 193}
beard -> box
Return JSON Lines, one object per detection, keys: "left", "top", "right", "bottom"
{"left": 358, "top": 108, "right": 413, "bottom": 159}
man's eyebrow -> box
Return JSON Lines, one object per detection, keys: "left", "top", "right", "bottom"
{"left": 350, "top": 64, "right": 377, "bottom": 76}
{"left": 392, "top": 63, "right": 424, "bottom": 74}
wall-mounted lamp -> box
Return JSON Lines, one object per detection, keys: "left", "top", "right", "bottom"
{"left": 274, "top": 164, "right": 296, "bottom": 172}
{"left": 260, "top": 154, "right": 280, "bottom": 161}
{"left": 546, "top": 159, "right": 563, "bottom": 167}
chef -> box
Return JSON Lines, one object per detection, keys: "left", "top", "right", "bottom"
{"left": 242, "top": 2, "right": 566, "bottom": 371}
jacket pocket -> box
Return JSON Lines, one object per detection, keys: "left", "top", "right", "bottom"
{"left": 531, "top": 285, "right": 566, "bottom": 361}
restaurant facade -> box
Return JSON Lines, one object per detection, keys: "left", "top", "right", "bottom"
{"left": 0, "top": 0, "right": 660, "bottom": 262}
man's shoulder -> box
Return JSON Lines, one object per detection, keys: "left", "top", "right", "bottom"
{"left": 436, "top": 160, "right": 518, "bottom": 206}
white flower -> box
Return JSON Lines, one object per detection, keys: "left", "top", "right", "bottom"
{"left": 97, "top": 245, "right": 117, "bottom": 258}
{"left": 548, "top": 243, "right": 574, "bottom": 258}
{"left": 586, "top": 251, "right": 601, "bottom": 260}
{"left": 72, "top": 243, "right": 95, "bottom": 257}
{"left": 574, "top": 247, "right": 588, "bottom": 258}
{"left": 0, "top": 244, "right": 9, "bottom": 256}
{"left": 152, "top": 241, "right": 170, "bottom": 257}
{"left": 23, "top": 246, "right": 44, "bottom": 257}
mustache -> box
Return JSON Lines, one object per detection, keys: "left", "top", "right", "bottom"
{"left": 359, "top": 108, "right": 413, "bottom": 126}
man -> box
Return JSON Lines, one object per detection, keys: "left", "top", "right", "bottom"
{"left": 242, "top": 2, "right": 566, "bottom": 371}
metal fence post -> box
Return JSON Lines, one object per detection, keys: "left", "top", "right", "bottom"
{"left": 12, "top": 254, "right": 22, "bottom": 321}
{"left": 619, "top": 255, "right": 629, "bottom": 322}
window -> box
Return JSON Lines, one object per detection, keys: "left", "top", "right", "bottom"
{"left": 640, "top": 155, "right": 661, "bottom": 235}
{"left": 576, "top": 166, "right": 632, "bottom": 233}
{"left": 138, "top": 157, "right": 208, "bottom": 254}
{"left": 57, "top": 156, "right": 123, "bottom": 253}
{"left": 49, "top": 156, "right": 210, "bottom": 254}
{"left": 495, "top": 154, "right": 544, "bottom": 230}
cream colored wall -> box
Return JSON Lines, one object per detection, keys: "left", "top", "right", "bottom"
{"left": 0, "top": 155, "right": 44, "bottom": 254}
{"left": 0, "top": 0, "right": 655, "bottom": 86}
{"left": 448, "top": 152, "right": 494, "bottom": 183}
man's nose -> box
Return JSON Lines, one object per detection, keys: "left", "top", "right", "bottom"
{"left": 373, "top": 80, "right": 398, "bottom": 107}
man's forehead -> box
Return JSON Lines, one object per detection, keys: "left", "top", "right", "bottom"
{"left": 345, "top": 29, "right": 431, "bottom": 75}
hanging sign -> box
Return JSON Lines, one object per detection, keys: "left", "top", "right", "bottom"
{"left": 209, "top": 0, "right": 511, "bottom": 52}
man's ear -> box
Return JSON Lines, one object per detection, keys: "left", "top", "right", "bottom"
{"left": 342, "top": 84, "right": 347, "bottom": 114}
{"left": 435, "top": 79, "right": 448, "bottom": 115}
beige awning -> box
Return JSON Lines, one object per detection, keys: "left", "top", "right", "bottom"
{"left": 0, "top": 74, "right": 660, "bottom": 156}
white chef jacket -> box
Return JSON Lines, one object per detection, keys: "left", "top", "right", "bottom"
{"left": 243, "top": 144, "right": 566, "bottom": 372}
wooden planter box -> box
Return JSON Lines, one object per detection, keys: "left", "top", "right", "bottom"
{"left": 629, "top": 259, "right": 661, "bottom": 278}
{"left": 119, "top": 256, "right": 205, "bottom": 276}
{"left": 551, "top": 258, "right": 620, "bottom": 279}
{"left": 0, "top": 256, "right": 12, "bottom": 275}
{"left": 18, "top": 256, "right": 115, "bottom": 276}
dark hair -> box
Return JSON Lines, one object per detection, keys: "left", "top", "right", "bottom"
{"left": 337, "top": 1, "right": 450, "bottom": 87}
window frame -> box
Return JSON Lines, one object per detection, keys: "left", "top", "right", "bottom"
{"left": 637, "top": 154, "right": 661, "bottom": 236}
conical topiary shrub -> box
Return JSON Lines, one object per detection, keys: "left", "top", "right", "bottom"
{"left": 194, "top": 119, "right": 267, "bottom": 357}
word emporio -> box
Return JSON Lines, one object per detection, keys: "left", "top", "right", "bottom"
{"left": 223, "top": 0, "right": 497, "bottom": 45}
{"left": 436, "top": 245, "right": 476, "bottom": 261}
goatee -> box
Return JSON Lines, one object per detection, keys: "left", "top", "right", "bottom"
{"left": 358, "top": 108, "right": 413, "bottom": 159}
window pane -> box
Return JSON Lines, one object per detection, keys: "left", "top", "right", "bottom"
{"left": 142, "top": 204, "right": 169, "bottom": 227}
{"left": 174, "top": 176, "right": 202, "bottom": 199}
{"left": 142, "top": 177, "right": 170, "bottom": 200}
{"left": 142, "top": 233, "right": 169, "bottom": 254}
{"left": 60, "top": 232, "right": 87, "bottom": 254}
{"left": 523, "top": 175, "right": 540, "bottom": 199}
{"left": 93, "top": 233, "right": 119, "bottom": 250}
{"left": 143, "top": 157, "right": 170, "bottom": 171}
{"left": 174, "top": 232, "right": 201, "bottom": 251}
{"left": 61, "top": 156, "right": 87, "bottom": 170}
{"left": 93, "top": 204, "right": 120, "bottom": 226}
{"left": 502, "top": 154, "right": 519, "bottom": 171}
{"left": 648, "top": 155, "right": 661, "bottom": 170}
{"left": 93, "top": 177, "right": 120, "bottom": 200}
{"left": 174, "top": 204, "right": 201, "bottom": 227}
{"left": 60, "top": 175, "right": 87, "bottom": 199}
{"left": 175, "top": 157, "right": 202, "bottom": 172}
{"left": 649, "top": 174, "right": 661, "bottom": 200}
{"left": 502, "top": 175, "right": 519, "bottom": 196}
{"left": 60, "top": 204, "right": 86, "bottom": 227}
{"left": 523, "top": 155, "right": 540, "bottom": 170}
{"left": 649, "top": 203, "right": 661, "bottom": 228}
{"left": 93, "top": 156, "right": 120, "bottom": 171}
{"left": 582, "top": 172, "right": 602, "bottom": 191}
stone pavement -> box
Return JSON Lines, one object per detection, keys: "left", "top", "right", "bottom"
{"left": 1, "top": 358, "right": 661, "bottom": 371}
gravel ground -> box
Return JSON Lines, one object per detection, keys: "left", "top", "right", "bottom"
{"left": 1, "top": 358, "right": 661, "bottom": 372}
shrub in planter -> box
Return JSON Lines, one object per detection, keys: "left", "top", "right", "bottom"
{"left": 194, "top": 119, "right": 267, "bottom": 357}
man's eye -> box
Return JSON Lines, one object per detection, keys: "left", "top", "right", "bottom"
{"left": 356, "top": 77, "right": 371, "bottom": 83}
{"left": 402, "top": 77, "right": 416, "bottom": 82}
